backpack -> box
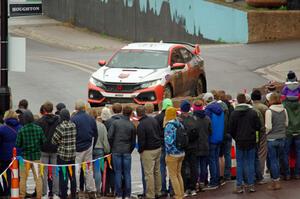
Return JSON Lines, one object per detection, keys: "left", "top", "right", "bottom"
{"left": 175, "top": 123, "right": 189, "bottom": 150}
{"left": 181, "top": 116, "right": 199, "bottom": 141}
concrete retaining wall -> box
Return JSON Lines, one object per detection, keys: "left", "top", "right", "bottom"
{"left": 42, "top": 0, "right": 248, "bottom": 43}
{"left": 248, "top": 11, "right": 300, "bottom": 42}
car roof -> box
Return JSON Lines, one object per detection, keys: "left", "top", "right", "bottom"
{"left": 122, "top": 42, "right": 178, "bottom": 51}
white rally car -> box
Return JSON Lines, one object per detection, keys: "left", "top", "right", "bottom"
{"left": 88, "top": 42, "right": 206, "bottom": 107}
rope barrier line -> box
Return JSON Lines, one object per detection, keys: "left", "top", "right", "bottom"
{"left": 18, "top": 153, "right": 112, "bottom": 167}
{"left": 0, "top": 158, "right": 16, "bottom": 177}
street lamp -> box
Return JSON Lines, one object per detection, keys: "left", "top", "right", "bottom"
{"left": 0, "top": 0, "right": 12, "bottom": 121}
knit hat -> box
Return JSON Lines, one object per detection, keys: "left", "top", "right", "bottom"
{"left": 251, "top": 90, "right": 262, "bottom": 101}
{"left": 193, "top": 103, "right": 204, "bottom": 111}
{"left": 56, "top": 103, "right": 66, "bottom": 112}
{"left": 101, "top": 107, "right": 112, "bottom": 121}
{"left": 203, "top": 92, "right": 214, "bottom": 103}
{"left": 162, "top": 98, "right": 173, "bottom": 111}
{"left": 180, "top": 100, "right": 191, "bottom": 113}
{"left": 287, "top": 71, "right": 297, "bottom": 82}
{"left": 163, "top": 107, "right": 177, "bottom": 127}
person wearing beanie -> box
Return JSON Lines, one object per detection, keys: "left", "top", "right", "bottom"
{"left": 282, "top": 71, "right": 300, "bottom": 101}
{"left": 251, "top": 89, "right": 268, "bottom": 184}
{"left": 155, "top": 98, "right": 174, "bottom": 196}
{"left": 203, "top": 93, "right": 214, "bottom": 103}
{"left": 55, "top": 102, "right": 66, "bottom": 115}
{"left": 193, "top": 99, "right": 212, "bottom": 191}
{"left": 52, "top": 109, "right": 77, "bottom": 199}
{"left": 164, "top": 107, "right": 185, "bottom": 199}
{"left": 179, "top": 100, "right": 199, "bottom": 196}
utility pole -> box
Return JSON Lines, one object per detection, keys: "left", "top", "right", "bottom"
{"left": 0, "top": 0, "right": 11, "bottom": 120}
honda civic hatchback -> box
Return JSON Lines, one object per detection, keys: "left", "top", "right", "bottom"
{"left": 88, "top": 42, "right": 206, "bottom": 107}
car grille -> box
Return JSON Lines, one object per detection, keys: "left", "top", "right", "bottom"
{"left": 106, "top": 97, "right": 135, "bottom": 104}
{"left": 102, "top": 82, "right": 141, "bottom": 93}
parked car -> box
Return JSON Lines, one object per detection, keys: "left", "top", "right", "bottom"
{"left": 88, "top": 41, "right": 206, "bottom": 107}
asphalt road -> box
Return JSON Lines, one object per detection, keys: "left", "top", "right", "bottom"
{"left": 9, "top": 38, "right": 300, "bottom": 197}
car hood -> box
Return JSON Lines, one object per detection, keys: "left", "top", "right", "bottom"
{"left": 93, "top": 66, "right": 168, "bottom": 83}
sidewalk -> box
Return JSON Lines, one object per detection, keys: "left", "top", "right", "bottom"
{"left": 8, "top": 15, "right": 128, "bottom": 51}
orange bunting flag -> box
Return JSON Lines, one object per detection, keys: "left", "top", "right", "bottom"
{"left": 25, "top": 162, "right": 31, "bottom": 176}
{"left": 68, "top": 166, "right": 73, "bottom": 177}
{"left": 2, "top": 172, "right": 7, "bottom": 184}
{"left": 107, "top": 155, "right": 112, "bottom": 169}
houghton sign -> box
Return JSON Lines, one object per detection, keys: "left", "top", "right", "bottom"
{"left": 9, "top": 3, "right": 42, "bottom": 16}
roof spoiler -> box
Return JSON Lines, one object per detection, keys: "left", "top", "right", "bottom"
{"left": 160, "top": 40, "right": 201, "bottom": 55}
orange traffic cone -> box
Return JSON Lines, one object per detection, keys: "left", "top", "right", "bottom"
{"left": 11, "top": 147, "right": 19, "bottom": 199}
{"left": 231, "top": 145, "right": 237, "bottom": 179}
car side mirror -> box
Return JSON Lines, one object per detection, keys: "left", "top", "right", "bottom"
{"left": 98, "top": 60, "right": 106, "bottom": 66}
{"left": 193, "top": 44, "right": 201, "bottom": 55}
{"left": 171, "top": 63, "right": 185, "bottom": 70}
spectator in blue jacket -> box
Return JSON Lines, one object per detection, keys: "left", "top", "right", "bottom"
{"left": 203, "top": 92, "right": 225, "bottom": 190}
{"left": 0, "top": 110, "right": 22, "bottom": 197}
{"left": 71, "top": 100, "right": 98, "bottom": 199}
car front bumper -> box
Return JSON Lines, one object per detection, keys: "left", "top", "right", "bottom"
{"left": 88, "top": 82, "right": 164, "bottom": 105}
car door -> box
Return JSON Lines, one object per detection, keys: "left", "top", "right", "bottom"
{"left": 169, "top": 47, "right": 186, "bottom": 96}
{"left": 179, "top": 47, "right": 200, "bottom": 95}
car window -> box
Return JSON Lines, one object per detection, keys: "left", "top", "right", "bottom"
{"left": 170, "top": 48, "right": 185, "bottom": 65}
{"left": 179, "top": 48, "right": 193, "bottom": 63}
{"left": 107, "top": 50, "right": 168, "bottom": 69}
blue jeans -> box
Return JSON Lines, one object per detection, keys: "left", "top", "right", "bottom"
{"left": 236, "top": 147, "right": 255, "bottom": 186}
{"left": 198, "top": 156, "right": 208, "bottom": 184}
{"left": 255, "top": 147, "right": 263, "bottom": 181}
{"left": 112, "top": 153, "right": 132, "bottom": 198}
{"left": 93, "top": 148, "right": 104, "bottom": 193}
{"left": 268, "top": 139, "right": 285, "bottom": 180}
{"left": 223, "top": 139, "right": 232, "bottom": 180}
{"left": 160, "top": 147, "right": 173, "bottom": 193}
{"left": 208, "top": 143, "right": 220, "bottom": 186}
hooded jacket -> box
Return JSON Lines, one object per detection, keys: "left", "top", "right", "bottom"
{"left": 108, "top": 115, "right": 136, "bottom": 154}
{"left": 282, "top": 82, "right": 300, "bottom": 100}
{"left": 229, "top": 104, "right": 261, "bottom": 150}
{"left": 104, "top": 114, "right": 122, "bottom": 131}
{"left": 137, "top": 115, "right": 161, "bottom": 153}
{"left": 164, "top": 119, "right": 185, "bottom": 156}
{"left": 193, "top": 110, "right": 212, "bottom": 156}
{"left": 36, "top": 114, "right": 60, "bottom": 153}
{"left": 0, "top": 118, "right": 22, "bottom": 161}
{"left": 205, "top": 101, "right": 224, "bottom": 144}
{"left": 265, "top": 104, "right": 288, "bottom": 140}
{"left": 283, "top": 100, "right": 300, "bottom": 136}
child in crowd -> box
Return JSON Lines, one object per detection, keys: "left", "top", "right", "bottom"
{"left": 281, "top": 71, "right": 300, "bottom": 101}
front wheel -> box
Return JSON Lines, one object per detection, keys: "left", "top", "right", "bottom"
{"left": 195, "top": 78, "right": 204, "bottom": 96}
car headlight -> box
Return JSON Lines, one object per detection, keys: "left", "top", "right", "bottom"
{"left": 140, "top": 79, "right": 161, "bottom": 89}
{"left": 89, "top": 77, "right": 104, "bottom": 88}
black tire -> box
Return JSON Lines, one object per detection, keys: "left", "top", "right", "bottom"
{"left": 163, "top": 85, "right": 173, "bottom": 99}
{"left": 89, "top": 103, "right": 100, "bottom": 108}
{"left": 195, "top": 77, "right": 205, "bottom": 96}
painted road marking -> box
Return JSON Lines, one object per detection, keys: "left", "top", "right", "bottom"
{"left": 38, "top": 56, "right": 95, "bottom": 74}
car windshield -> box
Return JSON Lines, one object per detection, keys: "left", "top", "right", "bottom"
{"left": 107, "top": 50, "right": 168, "bottom": 69}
